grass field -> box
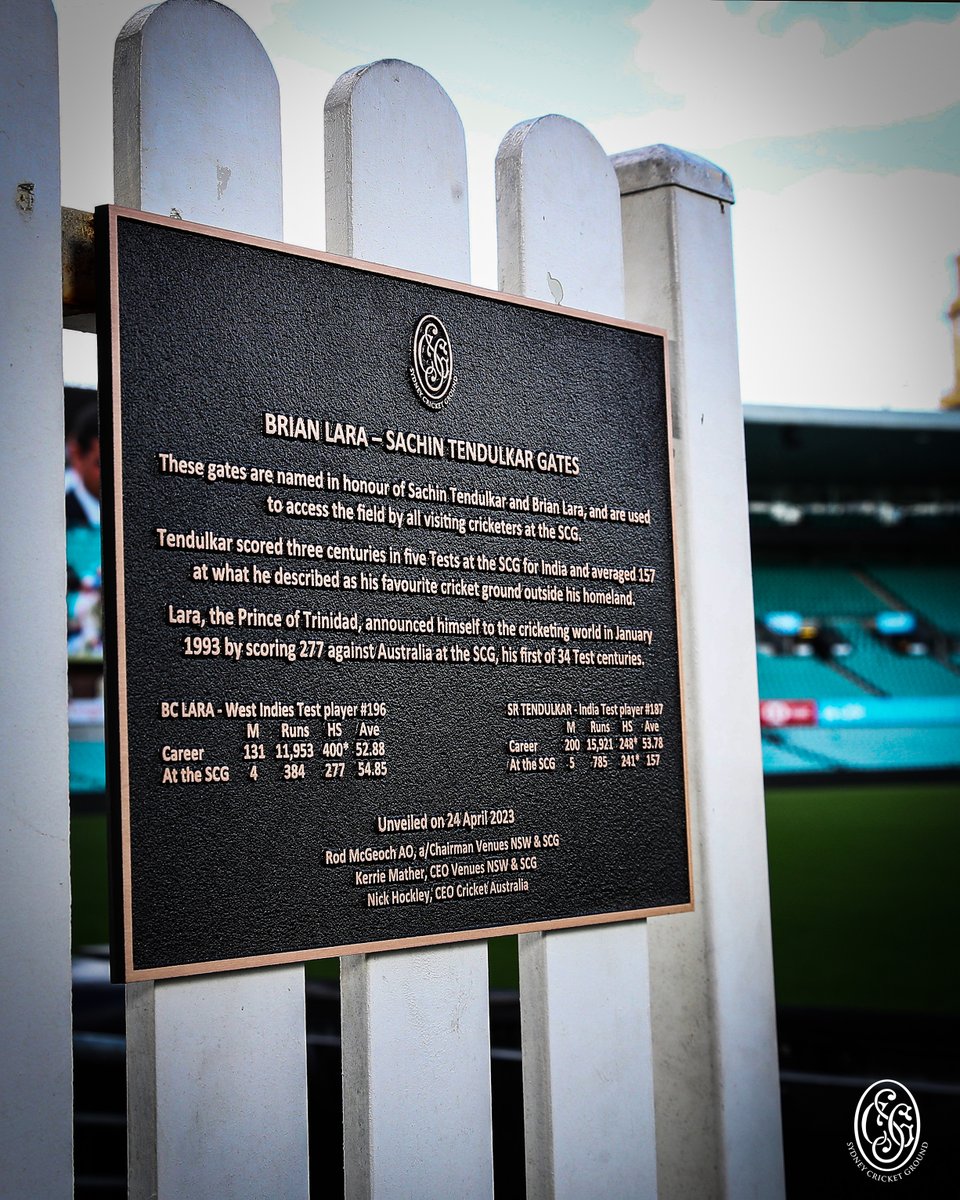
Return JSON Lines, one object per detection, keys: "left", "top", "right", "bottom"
{"left": 69, "top": 814, "right": 111, "bottom": 952}
{"left": 71, "top": 777, "right": 959, "bottom": 1010}
{"left": 765, "top": 778, "right": 959, "bottom": 1014}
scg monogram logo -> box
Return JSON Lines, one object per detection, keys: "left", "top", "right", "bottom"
{"left": 848, "top": 1079, "right": 927, "bottom": 1182}
{"left": 410, "top": 314, "right": 457, "bottom": 410}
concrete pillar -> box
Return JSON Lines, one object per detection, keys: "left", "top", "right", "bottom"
{"left": 614, "top": 144, "right": 785, "bottom": 1200}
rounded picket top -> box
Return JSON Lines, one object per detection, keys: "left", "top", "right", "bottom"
{"left": 325, "top": 58, "right": 470, "bottom": 281}
{"left": 496, "top": 113, "right": 624, "bottom": 317}
{"left": 114, "top": 0, "right": 282, "bottom": 239}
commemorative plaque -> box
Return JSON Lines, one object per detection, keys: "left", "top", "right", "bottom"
{"left": 98, "top": 206, "right": 691, "bottom": 981}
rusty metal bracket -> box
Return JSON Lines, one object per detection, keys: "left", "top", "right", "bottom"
{"left": 62, "top": 207, "right": 96, "bottom": 333}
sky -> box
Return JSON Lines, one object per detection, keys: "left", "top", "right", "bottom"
{"left": 55, "top": 0, "right": 960, "bottom": 410}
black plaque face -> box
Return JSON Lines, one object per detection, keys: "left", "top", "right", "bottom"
{"left": 97, "top": 206, "right": 691, "bottom": 981}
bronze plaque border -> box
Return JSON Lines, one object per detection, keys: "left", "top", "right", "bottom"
{"left": 99, "top": 205, "right": 693, "bottom": 982}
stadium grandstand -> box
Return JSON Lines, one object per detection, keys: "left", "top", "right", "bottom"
{"left": 747, "top": 405, "right": 959, "bottom": 1194}
{"left": 745, "top": 404, "right": 960, "bottom": 778}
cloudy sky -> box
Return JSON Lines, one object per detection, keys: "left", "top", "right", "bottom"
{"left": 56, "top": 0, "right": 960, "bottom": 410}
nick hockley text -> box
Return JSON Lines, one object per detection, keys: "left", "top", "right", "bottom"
{"left": 367, "top": 879, "right": 529, "bottom": 907}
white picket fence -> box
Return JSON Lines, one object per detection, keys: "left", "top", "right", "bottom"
{"left": 0, "top": 1, "right": 784, "bottom": 1197}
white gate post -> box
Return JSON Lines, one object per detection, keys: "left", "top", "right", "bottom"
{"left": 0, "top": 3, "right": 73, "bottom": 1195}
{"left": 325, "top": 60, "right": 495, "bottom": 1200}
{"left": 113, "top": 4, "right": 309, "bottom": 1197}
{"left": 496, "top": 115, "right": 658, "bottom": 1200}
{"left": 613, "top": 145, "right": 785, "bottom": 1200}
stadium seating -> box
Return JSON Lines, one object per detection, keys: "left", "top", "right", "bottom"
{"left": 756, "top": 653, "right": 867, "bottom": 700}
{"left": 753, "top": 565, "right": 885, "bottom": 617}
{"left": 867, "top": 565, "right": 960, "bottom": 632}
{"left": 69, "top": 741, "right": 107, "bottom": 794}
{"left": 831, "top": 620, "right": 960, "bottom": 698}
{"left": 756, "top": 564, "right": 960, "bottom": 774}
{"left": 775, "top": 726, "right": 960, "bottom": 773}
{"left": 759, "top": 734, "right": 821, "bottom": 774}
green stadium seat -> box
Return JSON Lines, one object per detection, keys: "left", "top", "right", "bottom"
{"left": 760, "top": 734, "right": 828, "bottom": 774}
{"left": 866, "top": 566, "right": 960, "bottom": 633}
{"left": 756, "top": 653, "right": 869, "bottom": 699}
{"left": 753, "top": 565, "right": 886, "bottom": 618}
{"left": 755, "top": 564, "right": 960, "bottom": 773}
{"left": 778, "top": 726, "right": 960, "bottom": 772}
{"left": 832, "top": 621, "right": 960, "bottom": 698}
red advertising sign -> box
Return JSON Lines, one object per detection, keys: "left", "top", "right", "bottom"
{"left": 759, "top": 699, "right": 818, "bottom": 728}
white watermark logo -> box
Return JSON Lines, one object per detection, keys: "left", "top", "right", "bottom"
{"left": 847, "top": 1079, "right": 927, "bottom": 1182}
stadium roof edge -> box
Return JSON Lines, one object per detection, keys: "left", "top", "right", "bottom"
{"left": 743, "top": 404, "right": 960, "bottom": 433}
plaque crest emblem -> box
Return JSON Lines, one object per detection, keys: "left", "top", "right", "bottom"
{"left": 410, "top": 314, "right": 457, "bottom": 410}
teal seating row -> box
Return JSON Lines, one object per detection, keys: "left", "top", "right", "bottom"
{"left": 831, "top": 621, "right": 960, "bottom": 698}
{"left": 69, "top": 740, "right": 106, "bottom": 794}
{"left": 759, "top": 735, "right": 821, "bottom": 774}
{"left": 757, "top": 653, "right": 867, "bottom": 700}
{"left": 763, "top": 726, "right": 960, "bottom": 774}
{"left": 752, "top": 562, "right": 960, "bottom": 773}
{"left": 753, "top": 565, "right": 885, "bottom": 618}
{"left": 866, "top": 565, "right": 960, "bottom": 632}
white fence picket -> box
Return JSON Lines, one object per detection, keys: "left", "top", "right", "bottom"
{"left": 496, "top": 115, "right": 658, "bottom": 1200}
{"left": 113, "top": 4, "right": 308, "bottom": 1197}
{"left": 324, "top": 59, "right": 494, "bottom": 1200}
{"left": 614, "top": 145, "right": 785, "bottom": 1200}
{"left": 114, "top": 0, "right": 282, "bottom": 235}
{"left": 0, "top": 3, "right": 73, "bottom": 1195}
{"left": 496, "top": 115, "right": 625, "bottom": 311}
{"left": 325, "top": 60, "right": 470, "bottom": 281}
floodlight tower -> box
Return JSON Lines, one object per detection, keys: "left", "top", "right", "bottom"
{"left": 942, "top": 254, "right": 960, "bottom": 410}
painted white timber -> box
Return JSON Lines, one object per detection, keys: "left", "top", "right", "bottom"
{"left": 325, "top": 60, "right": 492, "bottom": 1200}
{"left": 496, "top": 114, "right": 624, "bottom": 310}
{"left": 496, "top": 115, "right": 657, "bottom": 1200}
{"left": 340, "top": 944, "right": 493, "bottom": 1200}
{"left": 614, "top": 145, "right": 785, "bottom": 1200}
{"left": 0, "top": 3, "right": 73, "bottom": 1195}
{"left": 325, "top": 59, "right": 470, "bottom": 280}
{"left": 126, "top": 971, "right": 308, "bottom": 1198}
{"left": 115, "top": 0, "right": 282, "bottom": 233}
{"left": 114, "top": 5, "right": 307, "bottom": 1198}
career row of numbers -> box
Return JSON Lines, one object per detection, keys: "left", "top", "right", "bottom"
{"left": 562, "top": 735, "right": 664, "bottom": 752}
{"left": 241, "top": 741, "right": 386, "bottom": 761}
